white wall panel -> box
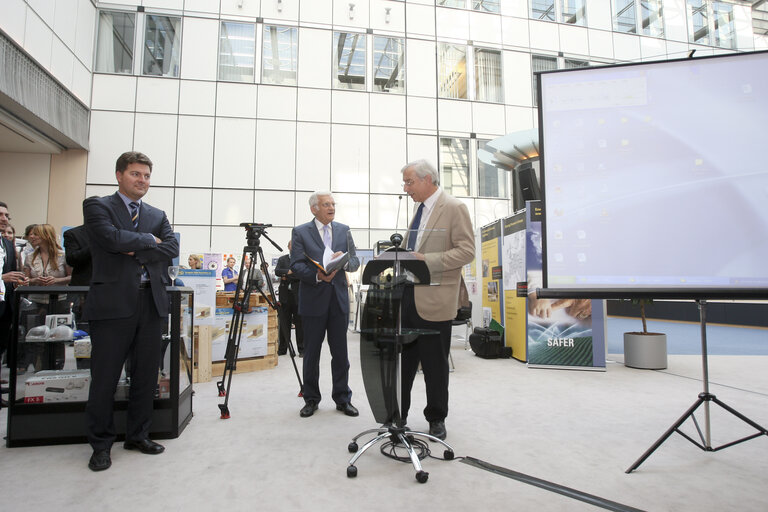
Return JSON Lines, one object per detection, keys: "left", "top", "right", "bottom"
{"left": 333, "top": 193, "right": 369, "bottom": 229}
{"left": 254, "top": 190, "right": 295, "bottom": 227}
{"left": 257, "top": 86, "right": 297, "bottom": 120}
{"left": 296, "top": 122, "right": 331, "bottom": 192}
{"left": 87, "top": 111, "right": 136, "bottom": 184}
{"left": 370, "top": 93, "right": 406, "bottom": 127}
{"left": 406, "top": 39, "right": 437, "bottom": 97}
{"left": 175, "top": 225, "right": 211, "bottom": 254}
{"left": 142, "top": 187, "right": 175, "bottom": 222}
{"left": 53, "top": 0, "right": 78, "bottom": 50}
{"left": 294, "top": 191, "right": 312, "bottom": 221}
{"left": 260, "top": 0, "right": 298, "bottom": 20}
{"left": 505, "top": 105, "right": 536, "bottom": 133}
{"left": 472, "top": 102, "right": 506, "bottom": 136}
{"left": 176, "top": 116, "right": 215, "bottom": 187}
{"left": 369, "top": 194, "right": 408, "bottom": 230}
{"left": 640, "top": 37, "right": 668, "bottom": 61}
{"left": 332, "top": 90, "right": 369, "bottom": 125}
{"left": 297, "top": 88, "right": 331, "bottom": 122}
{"left": 371, "top": 0, "right": 406, "bottom": 33}
{"left": 50, "top": 37, "right": 74, "bottom": 90}
{"left": 299, "top": 0, "right": 332, "bottom": 24}
{"left": 436, "top": 5, "right": 469, "bottom": 41}
{"left": 469, "top": 11, "right": 502, "bottom": 45}
{"left": 406, "top": 134, "right": 438, "bottom": 168}
{"left": 179, "top": 80, "right": 217, "bottom": 116}
{"left": 588, "top": 29, "right": 615, "bottom": 59}
{"left": 133, "top": 113, "right": 178, "bottom": 186}
{"left": 24, "top": 10, "right": 53, "bottom": 70}
{"left": 501, "top": 15, "right": 530, "bottom": 49}
{"left": 586, "top": 0, "right": 613, "bottom": 31}
{"left": 406, "top": 96, "right": 437, "bottom": 131}
{"left": 437, "top": 99, "right": 472, "bottom": 133}
{"left": 91, "top": 75, "right": 137, "bottom": 111}
{"left": 212, "top": 189, "right": 254, "bottom": 225}
{"left": 220, "top": 0, "right": 260, "bottom": 17}
{"left": 144, "top": 0, "right": 183, "bottom": 10}
{"left": 475, "top": 198, "right": 509, "bottom": 227}
{"left": 405, "top": 3, "right": 435, "bottom": 37}
{"left": 180, "top": 17, "right": 219, "bottom": 81}
{"left": 136, "top": 77, "right": 180, "bottom": 114}
{"left": 71, "top": 59, "right": 91, "bottom": 104}
{"left": 333, "top": 0, "right": 369, "bottom": 29}
{"left": 560, "top": 25, "right": 590, "bottom": 57}
{"left": 503, "top": 50, "right": 532, "bottom": 107}
{"left": 209, "top": 226, "right": 254, "bottom": 255}
{"left": 613, "top": 32, "right": 641, "bottom": 62}
{"left": 256, "top": 120, "right": 296, "bottom": 189}
{"left": 350, "top": 230, "right": 370, "bottom": 250}
{"left": 664, "top": 0, "right": 690, "bottom": 43}
{"left": 217, "top": 82, "right": 258, "bottom": 118}
{"left": 528, "top": 20, "right": 560, "bottom": 52}
{"left": 331, "top": 124, "right": 369, "bottom": 193}
{"left": 28, "top": 0, "right": 54, "bottom": 26}
{"left": 0, "top": 0, "right": 26, "bottom": 44}
{"left": 74, "top": 0, "right": 95, "bottom": 69}
{"left": 502, "top": 0, "right": 529, "bottom": 18}
{"left": 298, "top": 28, "right": 332, "bottom": 89}
{"left": 213, "top": 118, "right": 256, "bottom": 188}
{"left": 184, "top": 0, "right": 221, "bottom": 14}
{"left": 369, "top": 127, "right": 406, "bottom": 194}
{"left": 174, "top": 188, "right": 213, "bottom": 225}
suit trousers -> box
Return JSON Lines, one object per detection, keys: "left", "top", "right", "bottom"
{"left": 400, "top": 285, "right": 453, "bottom": 423}
{"left": 278, "top": 285, "right": 303, "bottom": 354}
{"left": 86, "top": 288, "right": 163, "bottom": 451}
{"left": 300, "top": 296, "right": 352, "bottom": 406}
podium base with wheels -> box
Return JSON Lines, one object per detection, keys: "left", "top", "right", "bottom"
{"left": 346, "top": 424, "right": 455, "bottom": 483}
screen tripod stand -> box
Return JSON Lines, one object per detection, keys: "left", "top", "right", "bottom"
{"left": 217, "top": 223, "right": 303, "bottom": 419}
{"left": 626, "top": 299, "right": 768, "bottom": 473}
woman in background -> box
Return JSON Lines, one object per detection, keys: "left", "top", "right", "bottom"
{"left": 187, "top": 254, "right": 203, "bottom": 269}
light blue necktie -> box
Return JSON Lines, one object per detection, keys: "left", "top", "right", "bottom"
{"left": 323, "top": 224, "right": 332, "bottom": 250}
{"left": 406, "top": 203, "right": 425, "bottom": 251}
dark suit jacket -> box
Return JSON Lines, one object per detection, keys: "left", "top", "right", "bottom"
{"left": 0, "top": 236, "right": 18, "bottom": 317}
{"left": 275, "top": 253, "right": 299, "bottom": 293}
{"left": 83, "top": 193, "right": 179, "bottom": 320}
{"left": 290, "top": 220, "right": 359, "bottom": 317}
{"left": 63, "top": 224, "right": 92, "bottom": 286}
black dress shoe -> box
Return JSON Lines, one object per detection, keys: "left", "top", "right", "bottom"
{"left": 88, "top": 449, "right": 112, "bottom": 471}
{"left": 300, "top": 401, "right": 318, "bottom": 417}
{"left": 336, "top": 402, "right": 359, "bottom": 417}
{"left": 123, "top": 438, "right": 165, "bottom": 454}
{"left": 429, "top": 420, "right": 447, "bottom": 440}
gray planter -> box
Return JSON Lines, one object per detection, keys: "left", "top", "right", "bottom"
{"left": 623, "top": 332, "right": 667, "bottom": 369}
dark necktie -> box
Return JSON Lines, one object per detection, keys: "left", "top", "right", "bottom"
{"left": 129, "top": 201, "right": 139, "bottom": 229}
{"left": 406, "top": 203, "right": 425, "bottom": 251}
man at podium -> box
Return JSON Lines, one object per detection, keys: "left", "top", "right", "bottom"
{"left": 399, "top": 160, "right": 475, "bottom": 440}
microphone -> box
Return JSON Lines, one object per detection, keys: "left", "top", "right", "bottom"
{"left": 395, "top": 195, "right": 402, "bottom": 232}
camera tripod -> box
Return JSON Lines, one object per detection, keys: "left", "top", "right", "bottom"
{"left": 217, "top": 223, "right": 303, "bottom": 419}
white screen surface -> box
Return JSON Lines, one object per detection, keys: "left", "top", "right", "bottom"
{"left": 538, "top": 51, "right": 768, "bottom": 292}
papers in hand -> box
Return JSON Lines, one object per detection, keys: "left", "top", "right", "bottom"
{"left": 305, "top": 250, "right": 350, "bottom": 275}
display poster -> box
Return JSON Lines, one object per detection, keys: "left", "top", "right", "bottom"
{"left": 211, "top": 306, "right": 269, "bottom": 362}
{"left": 524, "top": 201, "right": 606, "bottom": 369}
{"left": 480, "top": 220, "right": 503, "bottom": 327}
{"left": 501, "top": 212, "right": 528, "bottom": 361}
{"left": 178, "top": 269, "right": 216, "bottom": 325}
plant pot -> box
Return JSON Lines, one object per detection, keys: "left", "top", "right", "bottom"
{"left": 623, "top": 332, "right": 667, "bottom": 369}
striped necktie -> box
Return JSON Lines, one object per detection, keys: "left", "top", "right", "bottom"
{"left": 129, "top": 201, "right": 139, "bottom": 229}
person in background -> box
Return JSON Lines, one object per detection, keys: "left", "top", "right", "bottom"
{"left": 63, "top": 224, "right": 93, "bottom": 286}
{"left": 221, "top": 257, "right": 238, "bottom": 292}
{"left": 275, "top": 241, "right": 304, "bottom": 356}
{"left": 19, "top": 224, "right": 36, "bottom": 268}
{"left": 187, "top": 254, "right": 202, "bottom": 269}
{"left": 0, "top": 202, "right": 27, "bottom": 380}
{"left": 3, "top": 223, "right": 15, "bottom": 242}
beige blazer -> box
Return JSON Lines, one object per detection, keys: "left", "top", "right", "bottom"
{"left": 413, "top": 191, "right": 475, "bottom": 322}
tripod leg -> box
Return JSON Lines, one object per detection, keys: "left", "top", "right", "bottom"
{"left": 626, "top": 396, "right": 705, "bottom": 473}
{"left": 286, "top": 338, "right": 304, "bottom": 397}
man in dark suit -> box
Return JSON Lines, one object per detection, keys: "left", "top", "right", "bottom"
{"left": 82, "top": 151, "right": 179, "bottom": 471}
{"left": 399, "top": 160, "right": 475, "bottom": 441}
{"left": 0, "top": 201, "right": 27, "bottom": 385}
{"left": 290, "top": 191, "right": 360, "bottom": 418}
{"left": 63, "top": 223, "right": 93, "bottom": 286}
{"left": 275, "top": 241, "right": 304, "bottom": 356}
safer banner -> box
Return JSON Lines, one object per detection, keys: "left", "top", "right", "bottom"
{"left": 480, "top": 220, "right": 503, "bottom": 327}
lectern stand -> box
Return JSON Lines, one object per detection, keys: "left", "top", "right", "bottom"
{"left": 346, "top": 241, "right": 455, "bottom": 484}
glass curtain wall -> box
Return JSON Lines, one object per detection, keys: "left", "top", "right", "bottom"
{"left": 641, "top": 0, "right": 665, "bottom": 36}
{"left": 532, "top": 55, "right": 558, "bottom": 106}
{"left": 712, "top": 2, "right": 735, "bottom": 48}
{"left": 218, "top": 21, "right": 256, "bottom": 82}
{"left": 688, "top": 0, "right": 710, "bottom": 44}
{"left": 473, "top": 0, "right": 501, "bottom": 12}
{"left": 262, "top": 25, "right": 298, "bottom": 85}
{"left": 333, "top": 32, "right": 366, "bottom": 90}
{"left": 440, "top": 137, "right": 471, "bottom": 197}
{"left": 438, "top": 43, "right": 468, "bottom": 99}
{"left": 373, "top": 37, "right": 405, "bottom": 93}
{"left": 477, "top": 140, "right": 507, "bottom": 198}
{"left": 95, "top": 10, "right": 135, "bottom": 74}
{"left": 474, "top": 48, "right": 503, "bottom": 103}
{"left": 143, "top": 15, "right": 181, "bottom": 77}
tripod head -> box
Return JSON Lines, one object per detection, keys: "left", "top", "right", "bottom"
{"left": 240, "top": 222, "right": 283, "bottom": 253}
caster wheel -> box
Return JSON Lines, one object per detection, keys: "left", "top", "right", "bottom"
{"left": 415, "top": 470, "right": 429, "bottom": 483}
{"left": 347, "top": 465, "right": 358, "bottom": 478}
{"left": 348, "top": 442, "right": 358, "bottom": 453}
{"left": 444, "top": 450, "right": 454, "bottom": 460}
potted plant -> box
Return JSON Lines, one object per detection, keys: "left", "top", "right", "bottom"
{"left": 623, "top": 299, "right": 667, "bottom": 369}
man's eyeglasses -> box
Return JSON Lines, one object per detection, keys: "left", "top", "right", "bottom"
{"left": 402, "top": 179, "right": 418, "bottom": 187}
{"left": 319, "top": 202, "right": 336, "bottom": 208}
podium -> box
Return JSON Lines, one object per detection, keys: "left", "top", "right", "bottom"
{"left": 346, "top": 242, "right": 454, "bottom": 484}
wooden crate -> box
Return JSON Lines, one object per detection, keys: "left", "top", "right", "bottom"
{"left": 193, "top": 325, "right": 212, "bottom": 383}
{"left": 211, "top": 354, "right": 278, "bottom": 376}
{"left": 216, "top": 291, "right": 275, "bottom": 308}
